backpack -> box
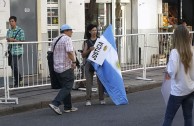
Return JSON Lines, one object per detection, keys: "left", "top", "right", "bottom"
{"left": 47, "top": 36, "right": 63, "bottom": 89}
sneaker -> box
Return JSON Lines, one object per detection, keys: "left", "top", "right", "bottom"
{"left": 14, "top": 80, "right": 23, "bottom": 87}
{"left": 64, "top": 107, "right": 78, "bottom": 113}
{"left": 19, "top": 80, "right": 23, "bottom": 86}
{"left": 85, "top": 100, "right": 91, "bottom": 106}
{"left": 14, "top": 84, "right": 18, "bottom": 87}
{"left": 100, "top": 100, "right": 106, "bottom": 105}
{"left": 49, "top": 104, "right": 62, "bottom": 115}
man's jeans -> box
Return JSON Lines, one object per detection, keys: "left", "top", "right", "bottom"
{"left": 52, "top": 69, "right": 74, "bottom": 109}
{"left": 163, "top": 93, "right": 194, "bottom": 126}
{"left": 11, "top": 54, "right": 22, "bottom": 86}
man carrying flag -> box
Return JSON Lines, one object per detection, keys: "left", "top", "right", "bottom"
{"left": 88, "top": 25, "right": 128, "bottom": 105}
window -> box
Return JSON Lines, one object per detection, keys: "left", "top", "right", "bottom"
{"left": 47, "top": 0, "right": 58, "bottom": 4}
{"left": 47, "top": 0, "right": 59, "bottom": 41}
{"left": 47, "top": 8, "right": 59, "bottom": 25}
{"left": 48, "top": 29, "right": 58, "bottom": 41}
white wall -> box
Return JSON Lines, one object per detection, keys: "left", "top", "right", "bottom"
{"left": 40, "top": 0, "right": 47, "bottom": 34}
{"left": 0, "top": 0, "right": 10, "bottom": 39}
{"left": 64, "top": 0, "right": 85, "bottom": 40}
{"left": 137, "top": 0, "right": 162, "bottom": 65}
{"left": 0, "top": 0, "right": 11, "bottom": 77}
{"left": 138, "top": 0, "right": 158, "bottom": 33}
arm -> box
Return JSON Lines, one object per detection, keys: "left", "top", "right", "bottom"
{"left": 82, "top": 41, "right": 94, "bottom": 58}
{"left": 6, "top": 30, "right": 11, "bottom": 42}
{"left": 67, "top": 51, "right": 76, "bottom": 62}
{"left": 65, "top": 38, "right": 76, "bottom": 69}
{"left": 7, "top": 38, "right": 24, "bottom": 42}
{"left": 7, "top": 29, "right": 25, "bottom": 42}
{"left": 167, "top": 49, "right": 179, "bottom": 78}
{"left": 67, "top": 51, "right": 76, "bottom": 69}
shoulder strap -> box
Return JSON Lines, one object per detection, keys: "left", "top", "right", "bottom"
{"left": 8, "top": 29, "right": 22, "bottom": 50}
{"left": 53, "top": 35, "right": 63, "bottom": 52}
{"left": 14, "top": 29, "right": 21, "bottom": 39}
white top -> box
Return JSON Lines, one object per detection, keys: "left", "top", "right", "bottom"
{"left": 167, "top": 49, "right": 194, "bottom": 96}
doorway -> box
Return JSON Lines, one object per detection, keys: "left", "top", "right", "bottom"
{"left": 10, "top": 0, "right": 37, "bottom": 75}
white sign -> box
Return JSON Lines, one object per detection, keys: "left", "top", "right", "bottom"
{"left": 88, "top": 37, "right": 111, "bottom": 65}
{"left": 161, "top": 73, "right": 171, "bottom": 105}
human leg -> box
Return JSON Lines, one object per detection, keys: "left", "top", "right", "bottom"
{"left": 97, "top": 76, "right": 105, "bottom": 102}
{"left": 163, "top": 95, "right": 183, "bottom": 126}
{"left": 11, "top": 55, "right": 22, "bottom": 86}
{"left": 63, "top": 92, "right": 78, "bottom": 113}
{"left": 85, "top": 62, "right": 94, "bottom": 102}
{"left": 182, "top": 93, "right": 193, "bottom": 126}
{"left": 52, "top": 69, "right": 74, "bottom": 107}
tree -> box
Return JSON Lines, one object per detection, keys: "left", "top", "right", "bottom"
{"left": 85, "top": 0, "right": 98, "bottom": 25}
{"left": 116, "top": 0, "right": 122, "bottom": 35}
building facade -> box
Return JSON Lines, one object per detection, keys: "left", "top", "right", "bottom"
{"left": 0, "top": 0, "right": 163, "bottom": 76}
{"left": 0, "top": 0, "right": 163, "bottom": 41}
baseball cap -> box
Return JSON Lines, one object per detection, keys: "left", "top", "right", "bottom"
{"left": 60, "top": 24, "right": 73, "bottom": 32}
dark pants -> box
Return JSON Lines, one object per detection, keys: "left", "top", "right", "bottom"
{"left": 11, "top": 54, "right": 22, "bottom": 86}
{"left": 163, "top": 93, "right": 194, "bottom": 126}
{"left": 52, "top": 69, "right": 74, "bottom": 109}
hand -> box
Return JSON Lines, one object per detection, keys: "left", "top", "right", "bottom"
{"left": 165, "top": 73, "right": 170, "bottom": 80}
{"left": 7, "top": 38, "right": 15, "bottom": 42}
{"left": 89, "top": 46, "right": 95, "bottom": 51}
{"left": 71, "top": 63, "right": 76, "bottom": 69}
{"left": 5, "top": 52, "right": 8, "bottom": 56}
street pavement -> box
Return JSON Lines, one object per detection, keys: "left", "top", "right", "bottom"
{"left": 0, "top": 68, "right": 164, "bottom": 116}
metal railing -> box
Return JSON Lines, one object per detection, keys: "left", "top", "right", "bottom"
{"left": 1, "top": 31, "right": 193, "bottom": 104}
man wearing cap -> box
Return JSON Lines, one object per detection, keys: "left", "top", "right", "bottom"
{"left": 49, "top": 24, "right": 78, "bottom": 115}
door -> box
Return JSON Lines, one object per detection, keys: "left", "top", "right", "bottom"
{"left": 10, "top": 0, "right": 37, "bottom": 75}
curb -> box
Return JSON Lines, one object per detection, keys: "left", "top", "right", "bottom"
{"left": 0, "top": 82, "right": 162, "bottom": 116}
{"left": 126, "top": 82, "right": 162, "bottom": 93}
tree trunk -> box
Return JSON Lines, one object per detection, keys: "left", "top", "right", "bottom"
{"left": 116, "top": 0, "right": 122, "bottom": 35}
{"left": 87, "top": 0, "right": 98, "bottom": 24}
{"left": 115, "top": 0, "right": 122, "bottom": 53}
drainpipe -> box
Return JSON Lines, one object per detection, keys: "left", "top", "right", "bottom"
{"left": 180, "top": 0, "right": 182, "bottom": 20}
{"left": 112, "top": 0, "right": 115, "bottom": 35}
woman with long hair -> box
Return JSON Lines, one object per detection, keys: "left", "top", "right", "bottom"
{"left": 82, "top": 24, "right": 105, "bottom": 106}
{"left": 163, "top": 25, "right": 194, "bottom": 126}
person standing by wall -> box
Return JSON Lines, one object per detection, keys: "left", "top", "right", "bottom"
{"left": 6, "top": 16, "right": 25, "bottom": 87}
{"left": 162, "top": 25, "right": 194, "bottom": 126}
{"left": 82, "top": 24, "right": 105, "bottom": 106}
{"left": 49, "top": 24, "right": 78, "bottom": 115}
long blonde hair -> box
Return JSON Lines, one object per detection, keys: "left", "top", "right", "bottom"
{"left": 172, "top": 25, "right": 192, "bottom": 73}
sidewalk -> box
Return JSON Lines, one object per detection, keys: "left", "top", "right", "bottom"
{"left": 0, "top": 68, "right": 164, "bottom": 116}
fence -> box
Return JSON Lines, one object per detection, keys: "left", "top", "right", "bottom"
{"left": 0, "top": 39, "right": 86, "bottom": 104}
{"left": 1, "top": 31, "right": 193, "bottom": 104}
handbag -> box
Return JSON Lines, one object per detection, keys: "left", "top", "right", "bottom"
{"left": 161, "top": 72, "right": 171, "bottom": 105}
{"left": 47, "top": 36, "right": 63, "bottom": 89}
{"left": 8, "top": 50, "right": 12, "bottom": 66}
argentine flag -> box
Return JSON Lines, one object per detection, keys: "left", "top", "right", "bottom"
{"left": 91, "top": 25, "right": 128, "bottom": 105}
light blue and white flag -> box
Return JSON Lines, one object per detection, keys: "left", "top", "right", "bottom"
{"left": 90, "top": 25, "right": 128, "bottom": 105}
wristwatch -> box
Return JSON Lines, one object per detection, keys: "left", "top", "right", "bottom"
{"left": 72, "top": 61, "right": 76, "bottom": 64}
